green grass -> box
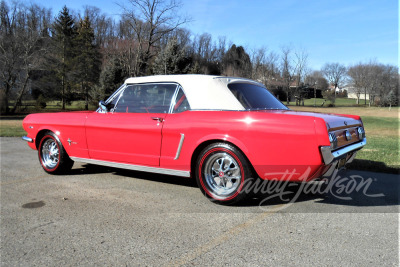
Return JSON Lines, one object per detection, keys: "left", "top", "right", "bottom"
{"left": 7, "top": 100, "right": 97, "bottom": 112}
{"left": 346, "top": 115, "right": 399, "bottom": 173}
{"left": 348, "top": 135, "right": 399, "bottom": 173}
{"left": 287, "top": 97, "right": 362, "bottom": 107}
{"left": 355, "top": 136, "right": 399, "bottom": 166}
{"left": 0, "top": 119, "right": 26, "bottom": 137}
{"left": 362, "top": 116, "right": 400, "bottom": 137}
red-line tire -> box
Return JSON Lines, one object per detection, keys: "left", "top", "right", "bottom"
{"left": 38, "top": 132, "right": 73, "bottom": 174}
{"left": 195, "top": 143, "right": 254, "bottom": 205}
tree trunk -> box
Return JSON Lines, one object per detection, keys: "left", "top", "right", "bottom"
{"left": 4, "top": 84, "right": 10, "bottom": 114}
{"left": 62, "top": 75, "right": 65, "bottom": 110}
{"left": 314, "top": 87, "right": 316, "bottom": 107}
{"left": 364, "top": 88, "right": 367, "bottom": 105}
{"left": 10, "top": 73, "right": 30, "bottom": 114}
{"left": 286, "top": 88, "right": 290, "bottom": 104}
{"left": 85, "top": 82, "right": 89, "bottom": 110}
{"left": 3, "top": 76, "right": 16, "bottom": 114}
{"left": 62, "top": 39, "right": 66, "bottom": 110}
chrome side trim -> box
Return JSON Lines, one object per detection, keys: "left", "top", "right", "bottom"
{"left": 22, "top": 136, "right": 33, "bottom": 143}
{"left": 70, "top": 157, "right": 191, "bottom": 177}
{"left": 174, "top": 133, "right": 185, "bottom": 160}
{"left": 320, "top": 138, "right": 367, "bottom": 165}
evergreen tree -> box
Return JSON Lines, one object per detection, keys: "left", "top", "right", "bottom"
{"left": 92, "top": 57, "right": 127, "bottom": 103}
{"left": 222, "top": 45, "right": 252, "bottom": 78}
{"left": 153, "top": 38, "right": 191, "bottom": 75}
{"left": 75, "top": 16, "right": 101, "bottom": 110}
{"left": 52, "top": 6, "right": 77, "bottom": 109}
{"left": 189, "top": 61, "right": 202, "bottom": 74}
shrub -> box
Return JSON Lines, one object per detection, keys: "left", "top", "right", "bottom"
{"left": 322, "top": 90, "right": 336, "bottom": 106}
{"left": 35, "top": 95, "right": 47, "bottom": 109}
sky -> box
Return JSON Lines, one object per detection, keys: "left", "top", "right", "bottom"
{"left": 25, "top": 0, "right": 398, "bottom": 70}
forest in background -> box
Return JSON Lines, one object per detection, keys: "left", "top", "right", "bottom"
{"left": 1, "top": 0, "right": 398, "bottom": 114}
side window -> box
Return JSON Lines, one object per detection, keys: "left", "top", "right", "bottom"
{"left": 114, "top": 83, "right": 177, "bottom": 113}
{"left": 172, "top": 87, "right": 190, "bottom": 113}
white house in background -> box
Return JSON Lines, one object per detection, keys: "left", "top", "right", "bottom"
{"left": 344, "top": 86, "right": 370, "bottom": 100}
{"left": 328, "top": 84, "right": 343, "bottom": 92}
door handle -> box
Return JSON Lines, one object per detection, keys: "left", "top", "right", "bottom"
{"left": 151, "top": 117, "right": 164, "bottom": 122}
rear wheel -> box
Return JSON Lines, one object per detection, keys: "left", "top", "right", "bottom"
{"left": 38, "top": 132, "right": 73, "bottom": 174}
{"left": 195, "top": 143, "right": 254, "bottom": 204}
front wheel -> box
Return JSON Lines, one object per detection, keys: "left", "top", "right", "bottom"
{"left": 195, "top": 143, "right": 254, "bottom": 204}
{"left": 38, "top": 132, "right": 73, "bottom": 174}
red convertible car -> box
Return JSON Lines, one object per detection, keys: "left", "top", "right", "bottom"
{"left": 22, "top": 75, "right": 366, "bottom": 204}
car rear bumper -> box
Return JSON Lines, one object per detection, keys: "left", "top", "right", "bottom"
{"left": 320, "top": 138, "right": 367, "bottom": 165}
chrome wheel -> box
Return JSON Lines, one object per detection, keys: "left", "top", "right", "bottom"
{"left": 41, "top": 138, "right": 59, "bottom": 169}
{"left": 203, "top": 152, "right": 242, "bottom": 197}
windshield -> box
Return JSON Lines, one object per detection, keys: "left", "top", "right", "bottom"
{"left": 228, "top": 83, "right": 289, "bottom": 110}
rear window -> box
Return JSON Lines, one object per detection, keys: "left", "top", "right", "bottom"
{"left": 228, "top": 83, "right": 288, "bottom": 110}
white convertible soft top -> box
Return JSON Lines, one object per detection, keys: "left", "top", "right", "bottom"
{"left": 124, "top": 74, "right": 263, "bottom": 110}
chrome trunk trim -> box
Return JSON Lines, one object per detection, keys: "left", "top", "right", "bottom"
{"left": 70, "top": 157, "right": 191, "bottom": 177}
{"left": 22, "top": 136, "right": 33, "bottom": 143}
{"left": 320, "top": 138, "right": 366, "bottom": 165}
{"left": 174, "top": 133, "right": 185, "bottom": 160}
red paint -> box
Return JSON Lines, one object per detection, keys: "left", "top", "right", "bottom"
{"left": 85, "top": 112, "right": 165, "bottom": 166}
{"left": 23, "top": 108, "right": 364, "bottom": 182}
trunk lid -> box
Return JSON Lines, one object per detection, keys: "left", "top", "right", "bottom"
{"left": 255, "top": 110, "right": 364, "bottom": 149}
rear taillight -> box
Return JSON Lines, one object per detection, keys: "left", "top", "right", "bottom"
{"left": 329, "top": 132, "right": 338, "bottom": 150}
{"left": 357, "top": 127, "right": 365, "bottom": 139}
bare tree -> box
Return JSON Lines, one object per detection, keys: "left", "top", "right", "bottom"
{"left": 249, "top": 47, "right": 280, "bottom": 90}
{"left": 120, "top": 0, "right": 189, "bottom": 76}
{"left": 0, "top": 1, "right": 51, "bottom": 113}
{"left": 216, "top": 36, "right": 227, "bottom": 62}
{"left": 82, "top": 6, "right": 116, "bottom": 47}
{"left": 365, "top": 62, "right": 382, "bottom": 106}
{"left": 293, "top": 48, "right": 308, "bottom": 87}
{"left": 250, "top": 47, "right": 267, "bottom": 81}
{"left": 305, "top": 70, "right": 328, "bottom": 106}
{"left": 347, "top": 63, "right": 368, "bottom": 105}
{"left": 321, "top": 62, "right": 347, "bottom": 101}
{"left": 263, "top": 51, "right": 279, "bottom": 88}
{"left": 280, "top": 46, "right": 293, "bottom": 104}
{"left": 293, "top": 48, "right": 308, "bottom": 105}
{"left": 380, "top": 65, "right": 399, "bottom": 107}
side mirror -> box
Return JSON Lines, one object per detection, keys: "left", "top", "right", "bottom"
{"left": 99, "top": 100, "right": 108, "bottom": 112}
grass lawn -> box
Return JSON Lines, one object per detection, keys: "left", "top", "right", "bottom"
{"left": 8, "top": 100, "right": 97, "bottom": 112}
{"left": 290, "top": 106, "right": 399, "bottom": 173}
{"left": 0, "top": 119, "right": 26, "bottom": 137}
{"left": 287, "top": 97, "right": 358, "bottom": 107}
{"left": 1, "top": 105, "right": 399, "bottom": 173}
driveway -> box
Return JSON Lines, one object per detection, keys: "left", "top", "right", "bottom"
{"left": 1, "top": 137, "right": 398, "bottom": 266}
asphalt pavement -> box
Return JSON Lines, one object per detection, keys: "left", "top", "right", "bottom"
{"left": 1, "top": 137, "right": 399, "bottom": 266}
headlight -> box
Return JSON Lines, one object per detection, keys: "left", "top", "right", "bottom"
{"left": 329, "top": 132, "right": 338, "bottom": 150}
{"left": 357, "top": 127, "right": 365, "bottom": 139}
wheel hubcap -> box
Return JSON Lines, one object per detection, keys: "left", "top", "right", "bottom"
{"left": 41, "top": 139, "right": 59, "bottom": 169}
{"left": 204, "top": 152, "right": 241, "bottom": 197}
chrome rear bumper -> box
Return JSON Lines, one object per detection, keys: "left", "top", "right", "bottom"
{"left": 320, "top": 138, "right": 367, "bottom": 165}
{"left": 22, "top": 136, "right": 33, "bottom": 143}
